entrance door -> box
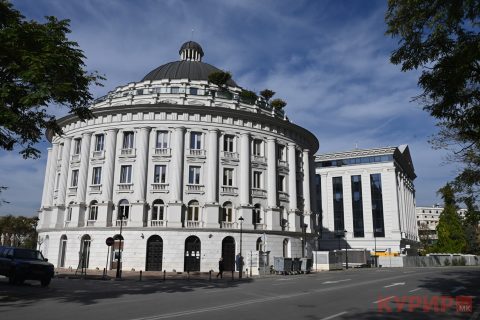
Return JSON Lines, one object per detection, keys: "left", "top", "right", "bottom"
{"left": 184, "top": 236, "right": 201, "bottom": 272}
{"left": 222, "top": 236, "right": 235, "bottom": 271}
{"left": 146, "top": 235, "right": 163, "bottom": 271}
{"left": 59, "top": 235, "right": 67, "bottom": 267}
{"left": 80, "top": 235, "right": 91, "bottom": 269}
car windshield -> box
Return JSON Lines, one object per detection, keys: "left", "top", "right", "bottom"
{"left": 13, "top": 249, "right": 44, "bottom": 260}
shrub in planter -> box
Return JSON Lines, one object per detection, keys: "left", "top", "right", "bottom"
{"left": 260, "top": 89, "right": 275, "bottom": 102}
{"left": 239, "top": 89, "right": 258, "bottom": 104}
{"left": 270, "top": 98, "right": 287, "bottom": 109}
{"left": 208, "top": 71, "right": 232, "bottom": 87}
{"left": 444, "top": 258, "right": 451, "bottom": 266}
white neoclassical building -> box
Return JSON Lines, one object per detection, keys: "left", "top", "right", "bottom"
{"left": 37, "top": 41, "right": 319, "bottom": 273}
{"left": 315, "top": 145, "right": 420, "bottom": 255}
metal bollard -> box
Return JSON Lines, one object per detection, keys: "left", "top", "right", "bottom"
{"left": 231, "top": 270, "right": 234, "bottom": 280}
{"left": 163, "top": 270, "right": 166, "bottom": 281}
{"left": 139, "top": 270, "right": 142, "bottom": 281}
{"left": 209, "top": 270, "right": 212, "bottom": 281}
{"left": 187, "top": 271, "right": 190, "bottom": 280}
{"left": 246, "top": 268, "right": 248, "bottom": 278}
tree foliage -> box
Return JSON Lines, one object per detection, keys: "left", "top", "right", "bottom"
{"left": 462, "top": 195, "right": 480, "bottom": 254}
{"left": 0, "top": 0, "right": 104, "bottom": 159}
{"left": 270, "top": 98, "right": 287, "bottom": 109}
{"left": 207, "top": 70, "right": 232, "bottom": 88}
{"left": 386, "top": 0, "right": 480, "bottom": 195}
{"left": 239, "top": 89, "right": 258, "bottom": 104}
{"left": 260, "top": 89, "right": 275, "bottom": 102}
{"left": 0, "top": 214, "right": 38, "bottom": 249}
{"left": 433, "top": 184, "right": 467, "bottom": 253}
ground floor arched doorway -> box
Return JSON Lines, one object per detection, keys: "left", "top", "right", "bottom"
{"left": 221, "top": 236, "right": 235, "bottom": 271}
{"left": 146, "top": 235, "right": 163, "bottom": 271}
{"left": 184, "top": 236, "right": 201, "bottom": 272}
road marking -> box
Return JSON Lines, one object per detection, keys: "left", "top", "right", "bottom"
{"left": 408, "top": 288, "right": 421, "bottom": 293}
{"left": 384, "top": 282, "right": 405, "bottom": 288}
{"left": 323, "top": 279, "right": 352, "bottom": 284}
{"left": 319, "top": 311, "right": 348, "bottom": 320}
{"left": 373, "top": 296, "right": 395, "bottom": 304}
{"left": 452, "top": 286, "right": 466, "bottom": 293}
{"left": 403, "top": 271, "right": 415, "bottom": 274}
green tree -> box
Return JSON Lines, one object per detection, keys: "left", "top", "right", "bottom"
{"left": 0, "top": 0, "right": 104, "bottom": 159}
{"left": 260, "top": 89, "right": 275, "bottom": 102}
{"left": 462, "top": 195, "right": 480, "bottom": 254}
{"left": 385, "top": 0, "right": 480, "bottom": 195}
{"left": 434, "top": 184, "right": 467, "bottom": 253}
{"left": 207, "top": 70, "right": 232, "bottom": 88}
{"left": 270, "top": 98, "right": 287, "bottom": 109}
{"left": 239, "top": 89, "right": 258, "bottom": 104}
{"left": 0, "top": 215, "right": 38, "bottom": 248}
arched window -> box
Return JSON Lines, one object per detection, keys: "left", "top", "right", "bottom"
{"left": 66, "top": 202, "right": 74, "bottom": 222}
{"left": 88, "top": 200, "right": 98, "bottom": 221}
{"left": 80, "top": 234, "right": 91, "bottom": 269}
{"left": 256, "top": 237, "right": 264, "bottom": 252}
{"left": 118, "top": 199, "right": 130, "bottom": 220}
{"left": 59, "top": 235, "right": 67, "bottom": 267}
{"left": 222, "top": 202, "right": 233, "bottom": 222}
{"left": 252, "top": 204, "right": 262, "bottom": 225}
{"left": 151, "top": 199, "right": 165, "bottom": 226}
{"left": 187, "top": 200, "right": 200, "bottom": 221}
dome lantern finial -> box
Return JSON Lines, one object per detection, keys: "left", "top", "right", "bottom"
{"left": 179, "top": 41, "right": 204, "bottom": 62}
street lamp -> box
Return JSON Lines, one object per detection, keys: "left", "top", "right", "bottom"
{"left": 373, "top": 227, "right": 382, "bottom": 267}
{"left": 115, "top": 213, "right": 125, "bottom": 279}
{"left": 238, "top": 216, "right": 244, "bottom": 279}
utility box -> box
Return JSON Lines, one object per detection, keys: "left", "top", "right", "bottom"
{"left": 300, "top": 258, "right": 312, "bottom": 273}
{"left": 273, "top": 257, "right": 292, "bottom": 274}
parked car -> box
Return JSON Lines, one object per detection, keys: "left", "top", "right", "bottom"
{"left": 0, "top": 246, "right": 54, "bottom": 287}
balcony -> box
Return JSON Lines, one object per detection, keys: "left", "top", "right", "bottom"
{"left": 118, "top": 183, "right": 133, "bottom": 192}
{"left": 116, "top": 220, "right": 127, "bottom": 227}
{"left": 92, "top": 150, "right": 105, "bottom": 159}
{"left": 221, "top": 151, "right": 239, "bottom": 160}
{"left": 221, "top": 186, "right": 238, "bottom": 195}
{"left": 186, "top": 184, "right": 204, "bottom": 194}
{"left": 221, "top": 221, "right": 236, "bottom": 229}
{"left": 89, "top": 185, "right": 102, "bottom": 193}
{"left": 153, "top": 148, "right": 171, "bottom": 157}
{"left": 120, "top": 148, "right": 136, "bottom": 157}
{"left": 254, "top": 223, "right": 267, "bottom": 230}
{"left": 186, "top": 220, "right": 202, "bottom": 228}
{"left": 187, "top": 149, "right": 206, "bottom": 158}
{"left": 68, "top": 187, "right": 78, "bottom": 195}
{"left": 151, "top": 183, "right": 169, "bottom": 193}
{"left": 86, "top": 220, "right": 96, "bottom": 227}
{"left": 251, "top": 188, "right": 267, "bottom": 198}
{"left": 71, "top": 154, "right": 80, "bottom": 163}
{"left": 278, "top": 159, "right": 288, "bottom": 167}
{"left": 279, "top": 191, "right": 289, "bottom": 202}
{"left": 150, "top": 220, "right": 166, "bottom": 227}
{"left": 251, "top": 155, "right": 266, "bottom": 163}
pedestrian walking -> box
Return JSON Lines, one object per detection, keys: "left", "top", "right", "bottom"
{"left": 217, "top": 257, "right": 225, "bottom": 278}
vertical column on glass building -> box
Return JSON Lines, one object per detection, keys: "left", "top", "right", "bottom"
{"left": 287, "top": 143, "right": 299, "bottom": 232}
{"left": 320, "top": 173, "right": 331, "bottom": 238}
{"left": 40, "top": 148, "right": 53, "bottom": 229}
{"left": 131, "top": 127, "right": 151, "bottom": 227}
{"left": 205, "top": 129, "right": 219, "bottom": 228}
{"left": 302, "top": 149, "right": 312, "bottom": 233}
{"left": 99, "top": 129, "right": 117, "bottom": 227}
{"left": 362, "top": 171, "right": 374, "bottom": 242}
{"left": 46, "top": 143, "right": 59, "bottom": 228}
{"left": 73, "top": 132, "right": 92, "bottom": 227}
{"left": 238, "top": 132, "right": 253, "bottom": 229}
{"left": 167, "top": 126, "right": 185, "bottom": 228}
{"left": 266, "top": 138, "right": 280, "bottom": 230}
{"left": 384, "top": 168, "right": 401, "bottom": 241}
{"left": 53, "top": 137, "right": 72, "bottom": 228}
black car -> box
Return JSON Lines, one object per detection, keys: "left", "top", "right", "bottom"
{"left": 0, "top": 246, "right": 54, "bottom": 287}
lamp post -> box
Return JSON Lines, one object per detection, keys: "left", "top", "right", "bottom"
{"left": 238, "top": 216, "right": 244, "bottom": 279}
{"left": 373, "top": 227, "right": 382, "bottom": 267}
{"left": 344, "top": 230, "right": 348, "bottom": 269}
{"left": 115, "top": 213, "right": 125, "bottom": 279}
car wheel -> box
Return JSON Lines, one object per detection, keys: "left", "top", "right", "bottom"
{"left": 8, "top": 270, "right": 16, "bottom": 285}
{"left": 40, "top": 277, "right": 51, "bottom": 287}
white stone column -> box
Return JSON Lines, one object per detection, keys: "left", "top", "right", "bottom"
{"left": 206, "top": 129, "right": 219, "bottom": 203}
{"left": 131, "top": 127, "right": 151, "bottom": 227}
{"left": 40, "top": 148, "right": 53, "bottom": 208}
{"left": 100, "top": 129, "right": 118, "bottom": 227}
{"left": 266, "top": 138, "right": 280, "bottom": 230}
{"left": 57, "top": 137, "right": 72, "bottom": 206}
{"left": 167, "top": 126, "right": 185, "bottom": 228}
{"left": 45, "top": 143, "right": 59, "bottom": 208}
{"left": 239, "top": 133, "right": 250, "bottom": 206}
{"left": 76, "top": 132, "right": 92, "bottom": 205}
{"left": 302, "top": 149, "right": 312, "bottom": 233}
{"left": 287, "top": 144, "right": 298, "bottom": 232}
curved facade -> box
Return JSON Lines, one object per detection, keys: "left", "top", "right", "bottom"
{"left": 37, "top": 42, "right": 319, "bottom": 273}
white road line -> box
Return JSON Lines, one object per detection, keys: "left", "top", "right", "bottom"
{"left": 408, "top": 288, "right": 421, "bottom": 293}
{"left": 452, "top": 286, "right": 466, "bottom": 293}
{"left": 319, "top": 311, "right": 348, "bottom": 320}
{"left": 373, "top": 296, "right": 395, "bottom": 304}
{"left": 384, "top": 282, "right": 405, "bottom": 288}
{"left": 322, "top": 279, "right": 352, "bottom": 284}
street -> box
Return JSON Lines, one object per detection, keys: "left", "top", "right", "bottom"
{"left": 0, "top": 267, "right": 478, "bottom": 320}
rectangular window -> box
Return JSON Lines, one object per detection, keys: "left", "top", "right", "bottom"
{"left": 152, "top": 203, "right": 165, "bottom": 221}
{"left": 170, "top": 87, "right": 180, "bottom": 94}
{"left": 92, "top": 167, "right": 102, "bottom": 185}
{"left": 332, "top": 177, "right": 344, "bottom": 232}
{"left": 252, "top": 139, "right": 262, "bottom": 156}
{"left": 73, "top": 138, "right": 82, "bottom": 155}
{"left": 277, "top": 145, "right": 286, "bottom": 161}
{"left": 66, "top": 207, "right": 72, "bottom": 221}
{"left": 351, "top": 175, "right": 364, "bottom": 237}
{"left": 278, "top": 175, "right": 285, "bottom": 192}
{"left": 253, "top": 171, "right": 262, "bottom": 189}
{"left": 370, "top": 173, "right": 385, "bottom": 237}
{"left": 187, "top": 205, "right": 199, "bottom": 221}
{"left": 71, "top": 170, "right": 79, "bottom": 187}
{"left": 223, "top": 135, "right": 234, "bottom": 152}
{"left": 155, "top": 131, "right": 169, "bottom": 149}
{"left": 120, "top": 165, "right": 132, "bottom": 184}
{"left": 122, "top": 131, "right": 134, "bottom": 149}
{"left": 188, "top": 166, "right": 201, "bottom": 184}
{"left": 154, "top": 165, "right": 167, "bottom": 183}
{"left": 89, "top": 205, "right": 98, "bottom": 221}
{"left": 94, "top": 134, "right": 105, "bottom": 151}
{"left": 190, "top": 132, "right": 202, "bottom": 149}
{"left": 189, "top": 87, "right": 198, "bottom": 95}
{"left": 223, "top": 168, "right": 234, "bottom": 186}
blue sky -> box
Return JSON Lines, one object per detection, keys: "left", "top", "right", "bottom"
{"left": 0, "top": 0, "right": 460, "bottom": 216}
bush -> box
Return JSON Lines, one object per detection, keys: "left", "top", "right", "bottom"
{"left": 459, "top": 257, "right": 467, "bottom": 266}
{"left": 239, "top": 90, "right": 258, "bottom": 104}
{"left": 452, "top": 258, "right": 459, "bottom": 266}
{"left": 271, "top": 98, "right": 287, "bottom": 109}
{"left": 208, "top": 71, "right": 232, "bottom": 87}
{"left": 444, "top": 258, "right": 451, "bottom": 266}
{"left": 260, "top": 89, "right": 275, "bottom": 101}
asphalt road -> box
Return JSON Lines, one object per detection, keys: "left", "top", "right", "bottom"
{"left": 0, "top": 267, "right": 479, "bottom": 320}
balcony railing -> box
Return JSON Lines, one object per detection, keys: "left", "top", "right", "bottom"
{"left": 86, "top": 220, "right": 96, "bottom": 227}
{"left": 150, "top": 220, "right": 166, "bottom": 227}
{"left": 221, "top": 151, "right": 239, "bottom": 160}
{"left": 68, "top": 187, "right": 78, "bottom": 195}
{"left": 151, "top": 183, "right": 169, "bottom": 192}
{"left": 71, "top": 154, "right": 80, "bottom": 162}
{"left": 251, "top": 188, "right": 267, "bottom": 198}
{"left": 188, "top": 149, "right": 206, "bottom": 157}
{"left": 279, "top": 191, "right": 289, "bottom": 201}
{"left": 186, "top": 184, "right": 204, "bottom": 193}
{"left": 254, "top": 223, "right": 267, "bottom": 230}
{"left": 120, "top": 148, "right": 136, "bottom": 157}
{"left": 186, "top": 220, "right": 202, "bottom": 228}
{"left": 115, "top": 220, "right": 127, "bottom": 227}
{"left": 251, "top": 155, "right": 266, "bottom": 163}
{"left": 278, "top": 159, "right": 288, "bottom": 167}
{"left": 92, "top": 150, "right": 105, "bottom": 159}
{"left": 221, "top": 221, "right": 236, "bottom": 229}
{"left": 221, "top": 186, "right": 238, "bottom": 195}
{"left": 153, "top": 148, "right": 171, "bottom": 157}
{"left": 90, "top": 185, "right": 101, "bottom": 193}
{"left": 118, "top": 183, "right": 133, "bottom": 192}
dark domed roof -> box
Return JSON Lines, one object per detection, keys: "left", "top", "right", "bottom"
{"left": 179, "top": 41, "right": 204, "bottom": 57}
